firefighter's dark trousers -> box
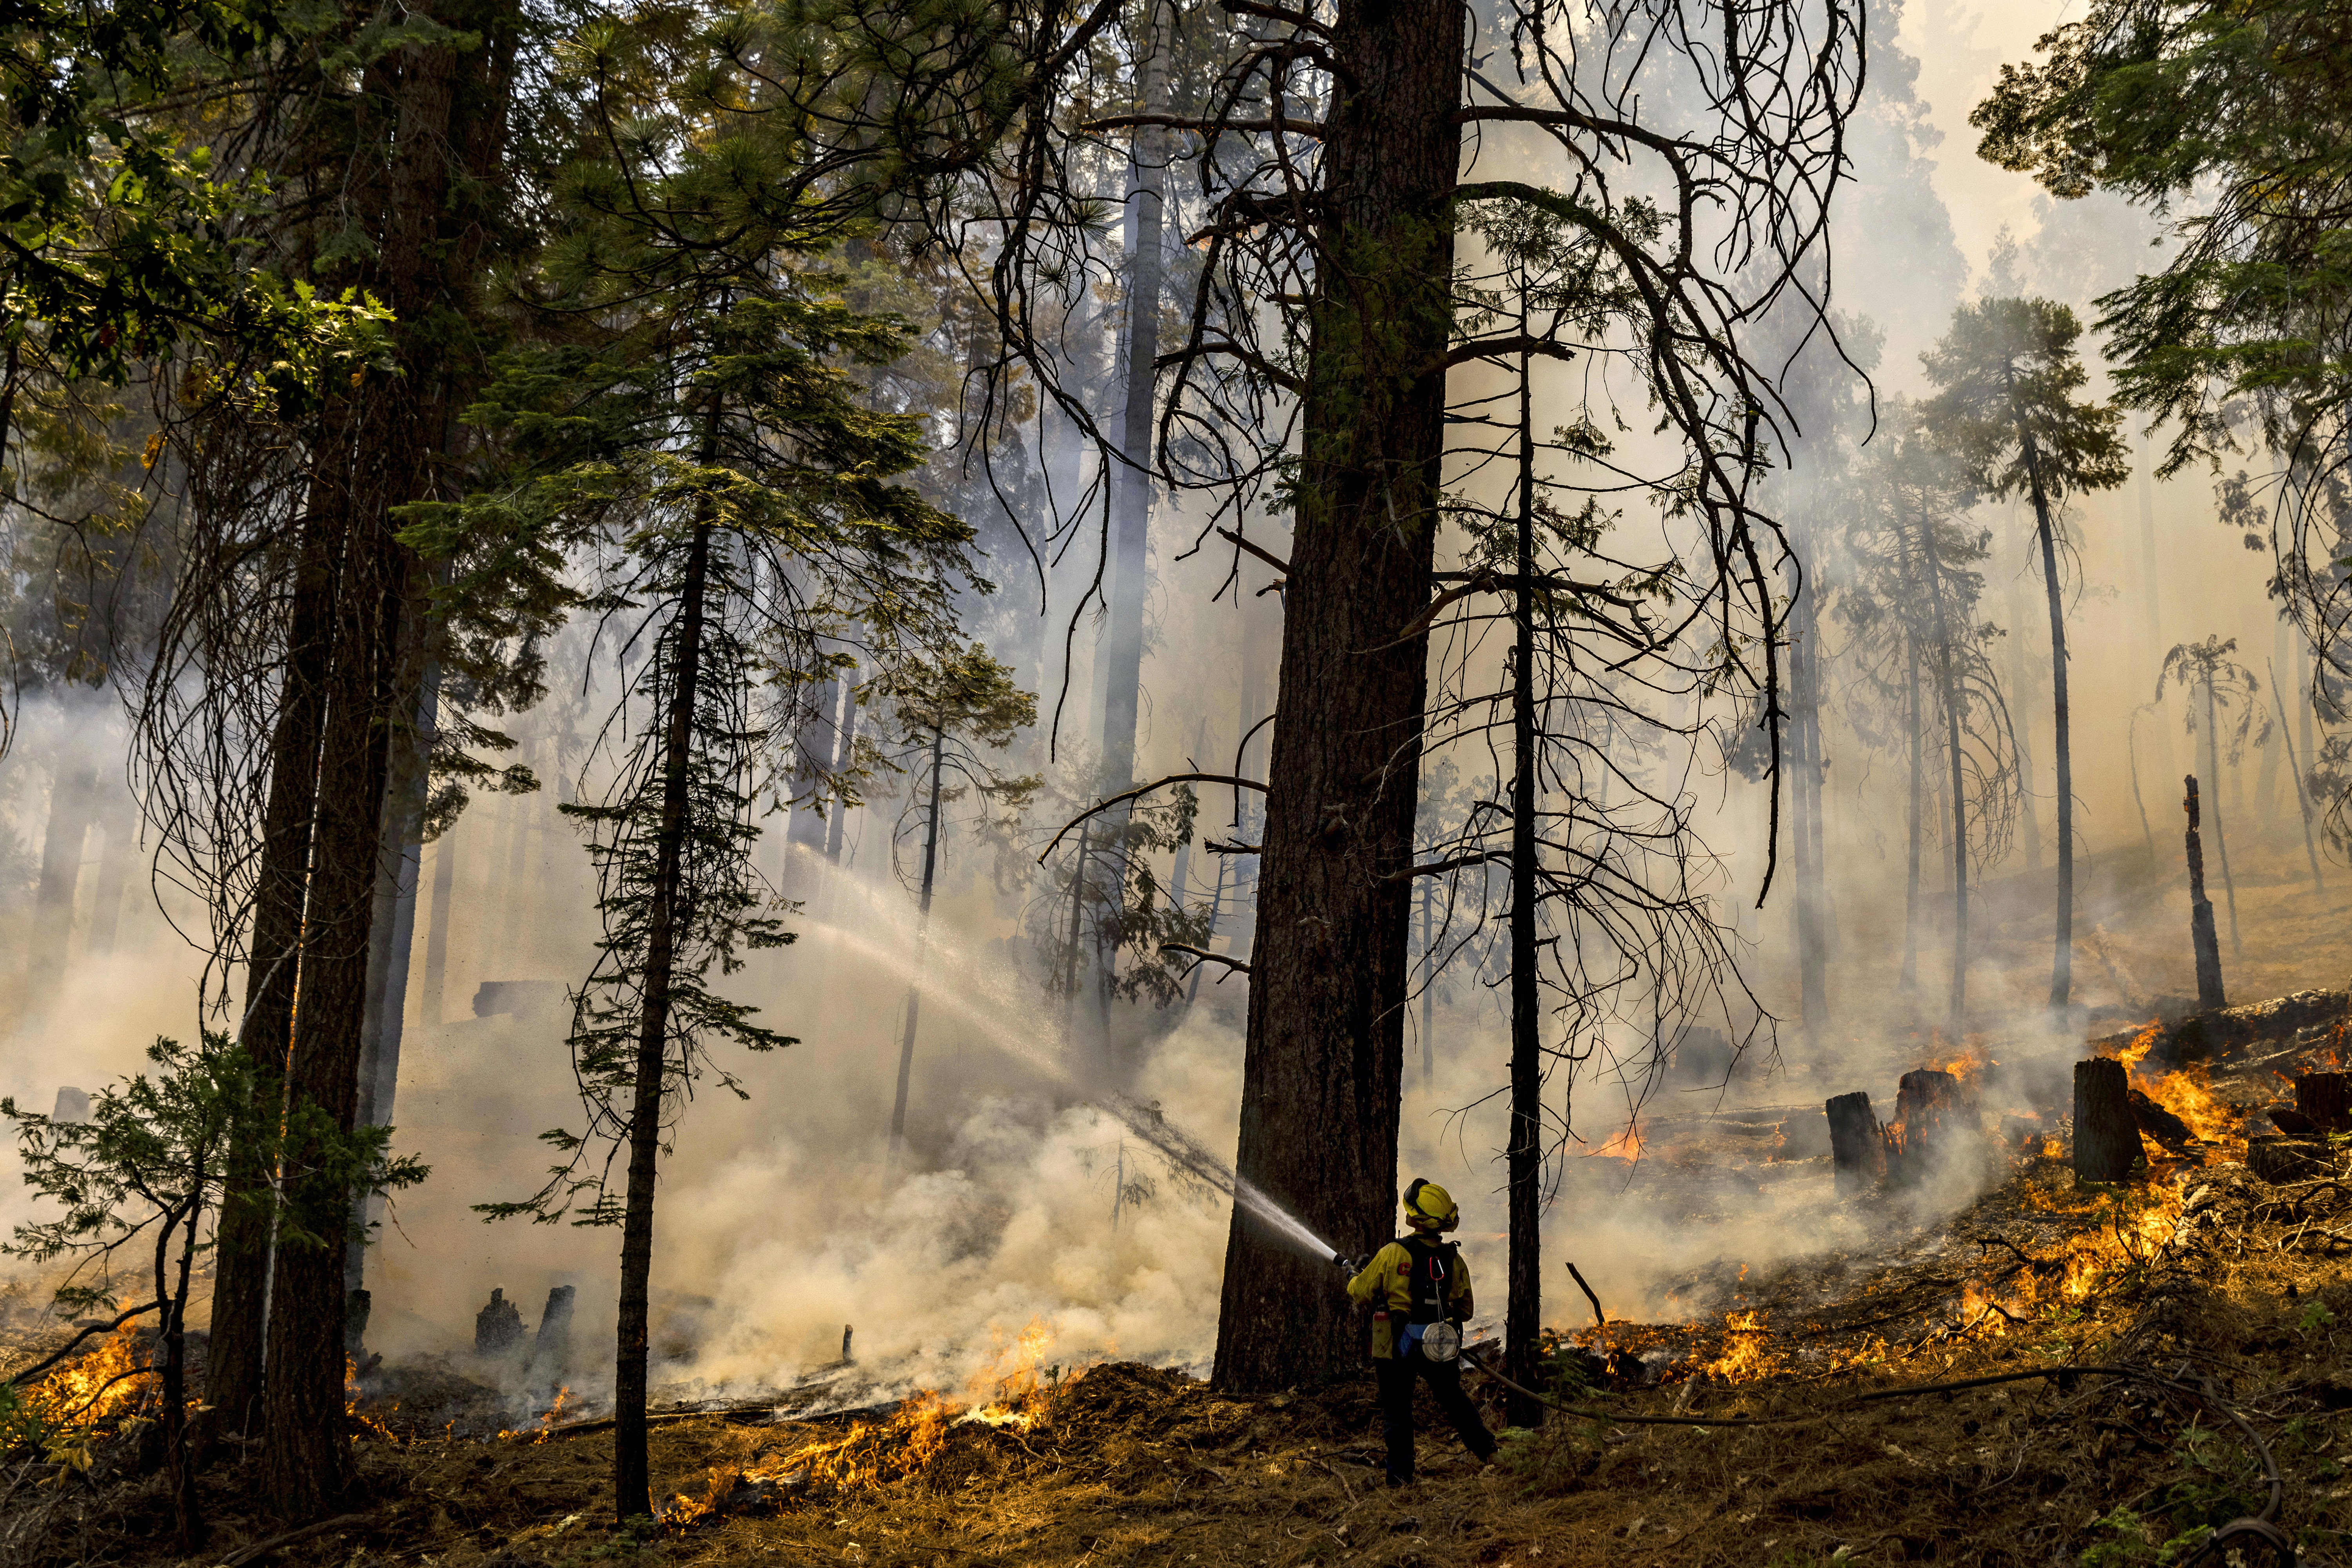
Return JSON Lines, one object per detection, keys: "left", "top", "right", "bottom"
{"left": 1374, "top": 1343, "right": 1495, "bottom": 1483}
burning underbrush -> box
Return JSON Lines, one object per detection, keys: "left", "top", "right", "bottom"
{"left": 15, "top": 996, "right": 2352, "bottom": 1566}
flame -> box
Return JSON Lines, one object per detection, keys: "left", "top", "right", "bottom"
{"left": 347, "top": 1356, "right": 403, "bottom": 1443}
{"left": 1921, "top": 1042, "right": 1996, "bottom": 1084}
{"left": 22, "top": 1327, "right": 152, "bottom": 1432}
{"left": 1591, "top": 1123, "right": 1644, "bottom": 1162}
{"left": 493, "top": 1385, "right": 578, "bottom": 1445}
{"left": 2138, "top": 1063, "right": 2240, "bottom": 1146}
{"left": 1701, "top": 1310, "right": 1772, "bottom": 1381}
{"left": 963, "top": 1317, "right": 1061, "bottom": 1420}
{"left": 2116, "top": 1021, "right": 2163, "bottom": 1072}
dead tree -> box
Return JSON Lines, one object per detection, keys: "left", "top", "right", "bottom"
{"left": 1826, "top": 1091, "right": 1884, "bottom": 1196}
{"left": 2185, "top": 776, "right": 2227, "bottom": 1011}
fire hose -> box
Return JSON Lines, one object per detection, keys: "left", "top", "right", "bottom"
{"left": 1457, "top": 1349, "right": 2290, "bottom": 1565}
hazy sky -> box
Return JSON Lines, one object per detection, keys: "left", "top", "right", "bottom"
{"left": 1902, "top": 0, "right": 2081, "bottom": 287}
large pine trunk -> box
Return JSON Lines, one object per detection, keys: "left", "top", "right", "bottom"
{"left": 207, "top": 496, "right": 343, "bottom": 1439}
{"left": 613, "top": 515, "right": 714, "bottom": 1522}
{"left": 1210, "top": 0, "right": 1461, "bottom": 1392}
{"left": 260, "top": 468, "right": 414, "bottom": 1516}
{"left": 259, "top": 0, "right": 510, "bottom": 1507}
{"left": 1502, "top": 341, "right": 1541, "bottom": 1428}
{"left": 2022, "top": 436, "right": 2073, "bottom": 1011}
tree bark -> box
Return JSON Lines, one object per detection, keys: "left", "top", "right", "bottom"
{"left": 261, "top": 487, "right": 412, "bottom": 1518}
{"left": 1098, "top": 0, "right": 1168, "bottom": 797}
{"left": 1210, "top": 0, "right": 1461, "bottom": 1392}
{"left": 2295, "top": 1072, "right": 2352, "bottom": 1134}
{"left": 2269, "top": 658, "right": 2325, "bottom": 894}
{"left": 1914, "top": 501, "right": 1969, "bottom": 1039}
{"left": 2185, "top": 775, "right": 2225, "bottom": 1011}
{"left": 27, "top": 756, "right": 98, "bottom": 992}
{"left": 1902, "top": 642, "right": 1921, "bottom": 993}
{"left": 613, "top": 506, "right": 713, "bottom": 1523}
{"left": 1825, "top": 1091, "right": 1882, "bottom": 1197}
{"left": 2020, "top": 429, "right": 2073, "bottom": 1013}
{"left": 1502, "top": 326, "right": 1541, "bottom": 1430}
{"left": 887, "top": 722, "right": 946, "bottom": 1164}
{"left": 2072, "top": 1057, "right": 2140, "bottom": 1183}
{"left": 207, "top": 493, "right": 342, "bottom": 1441}
{"left": 2202, "top": 673, "right": 2241, "bottom": 957}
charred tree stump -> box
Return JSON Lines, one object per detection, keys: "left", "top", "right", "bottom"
{"left": 2185, "top": 777, "right": 2227, "bottom": 1012}
{"left": 530, "top": 1285, "right": 576, "bottom": 1378}
{"left": 1881, "top": 1069, "right": 1971, "bottom": 1184}
{"left": 2073, "top": 1058, "right": 2142, "bottom": 1183}
{"left": 1826, "top": 1092, "right": 1884, "bottom": 1196}
{"left": 2247, "top": 1136, "right": 2332, "bottom": 1184}
{"left": 475, "top": 1288, "right": 524, "bottom": 1356}
{"left": 2296, "top": 1072, "right": 2352, "bottom": 1133}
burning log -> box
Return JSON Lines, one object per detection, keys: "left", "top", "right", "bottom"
{"left": 2073, "top": 1058, "right": 2142, "bottom": 1183}
{"left": 2127, "top": 1090, "right": 2196, "bottom": 1154}
{"left": 1825, "top": 1092, "right": 1884, "bottom": 1196}
{"left": 475, "top": 1288, "right": 524, "bottom": 1356}
{"left": 2184, "top": 777, "right": 2227, "bottom": 1013}
{"left": 2296, "top": 1072, "right": 2352, "bottom": 1133}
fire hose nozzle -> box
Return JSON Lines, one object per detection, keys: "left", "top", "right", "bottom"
{"left": 1332, "top": 1251, "right": 1362, "bottom": 1273}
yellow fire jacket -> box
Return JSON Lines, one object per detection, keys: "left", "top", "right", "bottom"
{"left": 1347, "top": 1238, "right": 1474, "bottom": 1359}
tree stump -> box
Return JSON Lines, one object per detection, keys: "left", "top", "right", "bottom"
{"left": 1888, "top": 1069, "right": 1969, "bottom": 1182}
{"left": 529, "top": 1285, "right": 576, "bottom": 1376}
{"left": 2247, "top": 1135, "right": 2332, "bottom": 1184}
{"left": 475, "top": 1287, "right": 524, "bottom": 1356}
{"left": 2073, "top": 1058, "right": 2142, "bottom": 1183}
{"left": 2296, "top": 1072, "right": 2352, "bottom": 1133}
{"left": 1826, "top": 1092, "right": 1884, "bottom": 1196}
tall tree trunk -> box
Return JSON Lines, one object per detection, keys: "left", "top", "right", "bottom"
{"left": 2020, "top": 429, "right": 2073, "bottom": 1011}
{"left": 261, "top": 471, "right": 414, "bottom": 1518}
{"left": 2185, "top": 775, "right": 2226, "bottom": 1010}
{"left": 1210, "top": 0, "right": 1460, "bottom": 1392}
{"left": 887, "top": 722, "right": 946, "bottom": 1164}
{"left": 823, "top": 680, "right": 857, "bottom": 865}
{"left": 613, "top": 507, "right": 714, "bottom": 1523}
{"left": 347, "top": 610, "right": 437, "bottom": 1305}
{"left": 84, "top": 789, "right": 137, "bottom": 960}
{"left": 207, "top": 493, "right": 342, "bottom": 1440}
{"left": 1793, "top": 583, "right": 1829, "bottom": 1031}
{"left": 420, "top": 831, "right": 457, "bottom": 1023}
{"left": 1916, "top": 503, "right": 1969, "bottom": 1039}
{"left": 28, "top": 756, "right": 98, "bottom": 984}
{"left": 2202, "top": 673, "right": 2241, "bottom": 956}
{"left": 1418, "top": 877, "right": 1434, "bottom": 1086}
{"left": 1098, "top": 0, "right": 1168, "bottom": 797}
{"left": 2270, "top": 658, "right": 2325, "bottom": 893}
{"left": 1902, "top": 642, "right": 1922, "bottom": 992}
{"left": 1502, "top": 333, "right": 1542, "bottom": 1430}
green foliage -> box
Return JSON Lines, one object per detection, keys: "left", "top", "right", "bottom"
{"left": 2159, "top": 635, "right": 2270, "bottom": 768}
{"left": 1, "top": 1032, "right": 426, "bottom": 1287}
{"left": 1972, "top": 0, "right": 2352, "bottom": 474}
{"left": 1920, "top": 297, "right": 2129, "bottom": 509}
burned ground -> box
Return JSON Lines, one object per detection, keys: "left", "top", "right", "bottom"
{"left": 8, "top": 1140, "right": 2352, "bottom": 1568}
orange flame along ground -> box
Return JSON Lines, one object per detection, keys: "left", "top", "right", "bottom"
{"left": 20, "top": 1326, "right": 155, "bottom": 1432}
{"left": 657, "top": 1318, "right": 1086, "bottom": 1531}
{"left": 1589, "top": 1122, "right": 1644, "bottom": 1163}
{"left": 1675, "top": 1174, "right": 2188, "bottom": 1388}
{"left": 2102, "top": 1019, "right": 2244, "bottom": 1152}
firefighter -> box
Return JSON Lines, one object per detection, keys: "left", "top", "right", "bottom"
{"left": 1344, "top": 1178, "right": 1497, "bottom": 1486}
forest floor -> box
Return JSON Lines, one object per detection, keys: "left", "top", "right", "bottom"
{"left": 11, "top": 1118, "right": 2352, "bottom": 1565}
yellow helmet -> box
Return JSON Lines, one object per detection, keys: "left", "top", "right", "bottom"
{"left": 1401, "top": 1178, "right": 1458, "bottom": 1231}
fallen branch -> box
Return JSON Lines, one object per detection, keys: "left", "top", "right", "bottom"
{"left": 214, "top": 1512, "right": 375, "bottom": 1567}
{"left": 1565, "top": 1261, "right": 1610, "bottom": 1354}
